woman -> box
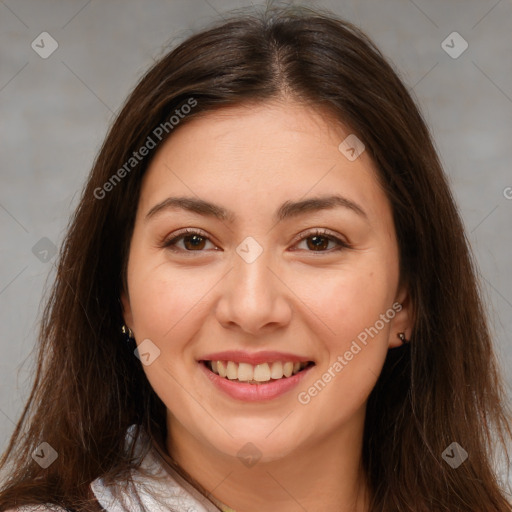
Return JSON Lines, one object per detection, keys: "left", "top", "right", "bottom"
{"left": 1, "top": 4, "right": 511, "bottom": 511}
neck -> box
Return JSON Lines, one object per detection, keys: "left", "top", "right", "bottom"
{"left": 163, "top": 407, "right": 370, "bottom": 512}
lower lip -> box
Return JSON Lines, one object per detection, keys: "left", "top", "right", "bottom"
{"left": 198, "top": 361, "right": 315, "bottom": 402}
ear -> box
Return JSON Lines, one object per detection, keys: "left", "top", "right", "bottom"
{"left": 388, "top": 283, "right": 415, "bottom": 348}
{"left": 120, "top": 288, "right": 134, "bottom": 331}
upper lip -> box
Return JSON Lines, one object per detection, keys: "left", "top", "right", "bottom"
{"left": 199, "top": 351, "right": 314, "bottom": 365}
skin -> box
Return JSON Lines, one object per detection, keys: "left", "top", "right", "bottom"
{"left": 121, "top": 98, "right": 413, "bottom": 512}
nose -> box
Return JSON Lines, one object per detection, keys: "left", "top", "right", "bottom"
{"left": 214, "top": 248, "right": 292, "bottom": 335}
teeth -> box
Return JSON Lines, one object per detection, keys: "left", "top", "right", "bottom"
{"left": 238, "top": 362, "right": 253, "bottom": 381}
{"left": 217, "top": 361, "right": 227, "bottom": 378}
{"left": 254, "top": 363, "right": 271, "bottom": 382}
{"left": 207, "top": 360, "right": 310, "bottom": 383}
{"left": 270, "top": 361, "right": 283, "bottom": 379}
{"left": 283, "top": 362, "right": 293, "bottom": 377}
{"left": 226, "top": 361, "right": 238, "bottom": 380}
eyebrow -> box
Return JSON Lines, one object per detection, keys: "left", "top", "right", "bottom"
{"left": 144, "top": 194, "right": 368, "bottom": 224}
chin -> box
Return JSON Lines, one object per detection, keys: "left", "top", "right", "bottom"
{"left": 205, "top": 423, "right": 306, "bottom": 463}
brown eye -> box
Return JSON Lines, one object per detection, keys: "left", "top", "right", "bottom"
{"left": 182, "top": 234, "right": 207, "bottom": 250}
{"left": 293, "top": 229, "right": 349, "bottom": 253}
{"left": 305, "top": 234, "right": 331, "bottom": 251}
{"left": 162, "top": 229, "right": 217, "bottom": 252}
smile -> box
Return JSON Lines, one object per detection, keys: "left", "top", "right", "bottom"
{"left": 202, "top": 360, "right": 314, "bottom": 384}
{"left": 198, "top": 359, "right": 316, "bottom": 401}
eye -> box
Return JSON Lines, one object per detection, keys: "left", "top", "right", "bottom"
{"left": 160, "top": 228, "right": 218, "bottom": 253}
{"left": 291, "top": 228, "right": 350, "bottom": 253}
{"left": 160, "top": 228, "right": 349, "bottom": 254}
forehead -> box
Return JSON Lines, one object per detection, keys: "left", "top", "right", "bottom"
{"left": 161, "top": 99, "right": 350, "bottom": 159}
{"left": 138, "top": 100, "right": 390, "bottom": 226}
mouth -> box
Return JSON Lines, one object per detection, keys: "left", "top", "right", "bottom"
{"left": 200, "top": 359, "right": 316, "bottom": 385}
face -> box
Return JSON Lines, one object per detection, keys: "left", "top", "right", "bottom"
{"left": 121, "top": 99, "right": 412, "bottom": 465}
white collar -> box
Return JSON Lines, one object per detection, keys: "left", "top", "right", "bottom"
{"left": 90, "top": 425, "right": 221, "bottom": 512}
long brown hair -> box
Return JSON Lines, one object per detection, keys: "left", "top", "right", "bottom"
{"left": 1, "top": 4, "right": 511, "bottom": 511}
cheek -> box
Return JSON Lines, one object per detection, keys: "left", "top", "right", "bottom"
{"left": 127, "top": 248, "right": 211, "bottom": 340}
{"left": 301, "top": 262, "right": 395, "bottom": 343}
{"left": 295, "top": 270, "right": 393, "bottom": 421}
{"left": 295, "top": 260, "right": 395, "bottom": 401}
{"left": 126, "top": 256, "right": 211, "bottom": 408}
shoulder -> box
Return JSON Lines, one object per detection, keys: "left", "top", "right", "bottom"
{"left": 4, "top": 505, "right": 67, "bottom": 512}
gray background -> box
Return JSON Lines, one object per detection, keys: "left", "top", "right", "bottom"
{"left": 1, "top": 0, "right": 511, "bottom": 454}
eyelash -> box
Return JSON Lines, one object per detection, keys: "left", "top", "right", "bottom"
{"left": 159, "top": 228, "right": 350, "bottom": 255}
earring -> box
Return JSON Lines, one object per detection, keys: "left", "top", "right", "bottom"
{"left": 121, "top": 324, "right": 135, "bottom": 342}
{"left": 397, "top": 332, "right": 409, "bottom": 344}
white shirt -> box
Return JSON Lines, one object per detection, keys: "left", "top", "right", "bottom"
{"left": 8, "top": 425, "right": 223, "bottom": 512}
